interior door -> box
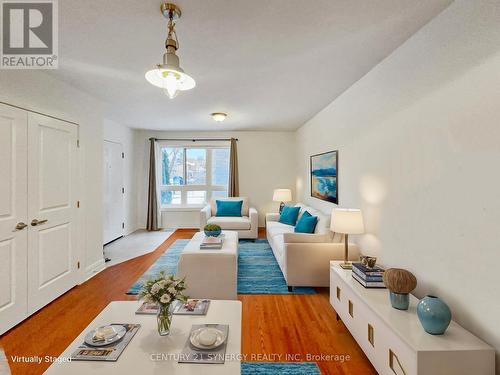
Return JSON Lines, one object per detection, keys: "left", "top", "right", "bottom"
{"left": 0, "top": 104, "right": 28, "bottom": 334}
{"left": 27, "top": 113, "right": 79, "bottom": 314}
{"left": 103, "top": 140, "right": 124, "bottom": 244}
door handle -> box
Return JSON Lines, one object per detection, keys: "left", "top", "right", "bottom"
{"left": 31, "top": 219, "right": 48, "bottom": 226}
{"left": 13, "top": 222, "right": 28, "bottom": 231}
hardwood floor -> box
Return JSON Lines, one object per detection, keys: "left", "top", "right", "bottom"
{"left": 0, "top": 229, "right": 376, "bottom": 375}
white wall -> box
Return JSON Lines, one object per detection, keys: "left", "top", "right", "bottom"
{"left": 135, "top": 130, "right": 296, "bottom": 228}
{"left": 295, "top": 0, "right": 500, "bottom": 370}
{"left": 103, "top": 119, "right": 138, "bottom": 235}
{"left": 0, "top": 70, "right": 105, "bottom": 279}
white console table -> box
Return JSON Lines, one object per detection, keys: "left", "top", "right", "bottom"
{"left": 329, "top": 261, "right": 494, "bottom": 375}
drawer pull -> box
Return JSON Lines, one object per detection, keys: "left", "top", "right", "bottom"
{"left": 348, "top": 300, "right": 353, "bottom": 318}
{"left": 336, "top": 286, "right": 341, "bottom": 300}
{"left": 389, "top": 349, "right": 407, "bottom": 375}
{"left": 367, "top": 324, "right": 374, "bottom": 347}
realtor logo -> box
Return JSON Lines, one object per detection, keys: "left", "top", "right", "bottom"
{"left": 1, "top": 0, "right": 58, "bottom": 69}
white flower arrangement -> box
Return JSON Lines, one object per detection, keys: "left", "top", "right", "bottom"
{"left": 139, "top": 272, "right": 187, "bottom": 307}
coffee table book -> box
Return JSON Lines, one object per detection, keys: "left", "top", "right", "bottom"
{"left": 352, "top": 262, "right": 385, "bottom": 277}
{"left": 173, "top": 299, "right": 210, "bottom": 315}
{"left": 200, "top": 234, "right": 225, "bottom": 249}
{"left": 352, "top": 272, "right": 386, "bottom": 288}
{"left": 135, "top": 302, "right": 158, "bottom": 315}
{"left": 135, "top": 300, "right": 210, "bottom": 316}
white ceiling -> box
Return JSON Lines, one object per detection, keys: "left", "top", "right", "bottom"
{"left": 49, "top": 0, "right": 452, "bottom": 131}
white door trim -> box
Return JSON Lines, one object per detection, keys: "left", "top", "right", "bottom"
{"left": 0, "top": 103, "right": 28, "bottom": 334}
{"left": 103, "top": 139, "right": 125, "bottom": 245}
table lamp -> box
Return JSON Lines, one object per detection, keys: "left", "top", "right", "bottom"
{"left": 330, "top": 208, "right": 364, "bottom": 269}
{"left": 273, "top": 189, "right": 292, "bottom": 213}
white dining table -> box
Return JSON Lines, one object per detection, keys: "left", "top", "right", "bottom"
{"left": 44, "top": 300, "right": 242, "bottom": 375}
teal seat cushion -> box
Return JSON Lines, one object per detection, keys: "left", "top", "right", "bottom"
{"left": 294, "top": 211, "right": 318, "bottom": 233}
{"left": 216, "top": 200, "right": 243, "bottom": 217}
{"left": 279, "top": 205, "right": 300, "bottom": 226}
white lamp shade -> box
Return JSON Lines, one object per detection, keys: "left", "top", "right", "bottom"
{"left": 273, "top": 189, "right": 292, "bottom": 202}
{"left": 330, "top": 208, "right": 364, "bottom": 234}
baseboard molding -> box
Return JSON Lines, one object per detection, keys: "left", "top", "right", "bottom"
{"left": 124, "top": 225, "right": 140, "bottom": 236}
{"left": 84, "top": 258, "right": 106, "bottom": 282}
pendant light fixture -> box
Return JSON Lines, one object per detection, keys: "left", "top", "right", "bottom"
{"left": 145, "top": 3, "right": 195, "bottom": 99}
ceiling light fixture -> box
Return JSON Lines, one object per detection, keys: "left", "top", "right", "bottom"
{"left": 211, "top": 112, "right": 227, "bottom": 122}
{"left": 145, "top": 3, "right": 195, "bottom": 99}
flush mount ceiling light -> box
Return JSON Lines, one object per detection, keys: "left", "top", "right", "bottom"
{"left": 145, "top": 2, "right": 195, "bottom": 99}
{"left": 211, "top": 112, "right": 227, "bottom": 122}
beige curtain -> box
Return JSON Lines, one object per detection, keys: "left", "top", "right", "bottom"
{"left": 146, "top": 138, "right": 160, "bottom": 231}
{"left": 228, "top": 137, "right": 239, "bottom": 197}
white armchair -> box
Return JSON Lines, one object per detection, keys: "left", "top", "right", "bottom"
{"left": 200, "top": 197, "right": 258, "bottom": 239}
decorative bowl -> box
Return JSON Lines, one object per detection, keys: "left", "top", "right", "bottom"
{"left": 203, "top": 224, "right": 221, "bottom": 237}
{"left": 204, "top": 229, "right": 221, "bottom": 237}
{"left": 360, "top": 255, "right": 377, "bottom": 268}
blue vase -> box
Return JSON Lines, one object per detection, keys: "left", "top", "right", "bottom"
{"left": 417, "top": 295, "right": 451, "bottom": 335}
{"left": 389, "top": 292, "right": 410, "bottom": 310}
{"left": 204, "top": 229, "right": 221, "bottom": 237}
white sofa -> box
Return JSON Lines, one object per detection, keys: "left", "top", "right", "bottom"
{"left": 266, "top": 203, "right": 360, "bottom": 288}
{"left": 200, "top": 197, "right": 258, "bottom": 239}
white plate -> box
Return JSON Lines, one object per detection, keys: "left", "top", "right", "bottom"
{"left": 84, "top": 325, "right": 127, "bottom": 347}
{"left": 189, "top": 327, "right": 226, "bottom": 350}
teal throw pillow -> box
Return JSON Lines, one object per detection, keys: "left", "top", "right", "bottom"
{"left": 294, "top": 211, "right": 318, "bottom": 233}
{"left": 279, "top": 205, "right": 300, "bottom": 226}
{"left": 216, "top": 200, "right": 243, "bottom": 217}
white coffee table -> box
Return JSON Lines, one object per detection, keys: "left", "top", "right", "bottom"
{"left": 177, "top": 231, "right": 238, "bottom": 300}
{"left": 45, "top": 300, "right": 241, "bottom": 375}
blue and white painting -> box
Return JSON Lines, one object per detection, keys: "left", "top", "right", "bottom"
{"left": 310, "top": 150, "right": 338, "bottom": 204}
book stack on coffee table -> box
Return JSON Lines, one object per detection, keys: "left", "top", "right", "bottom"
{"left": 200, "top": 234, "right": 224, "bottom": 250}
{"left": 351, "top": 262, "right": 385, "bottom": 288}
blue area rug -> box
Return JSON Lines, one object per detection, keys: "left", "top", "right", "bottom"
{"left": 126, "top": 239, "right": 188, "bottom": 295}
{"left": 238, "top": 239, "right": 315, "bottom": 294}
{"left": 241, "top": 362, "right": 320, "bottom": 374}
{"left": 127, "top": 238, "right": 315, "bottom": 295}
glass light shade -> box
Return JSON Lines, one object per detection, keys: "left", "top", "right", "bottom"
{"left": 273, "top": 189, "right": 292, "bottom": 202}
{"left": 145, "top": 67, "right": 196, "bottom": 99}
{"left": 330, "top": 208, "right": 364, "bottom": 234}
{"left": 211, "top": 113, "right": 227, "bottom": 122}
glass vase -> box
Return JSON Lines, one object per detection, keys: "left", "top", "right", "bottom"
{"left": 157, "top": 304, "right": 173, "bottom": 336}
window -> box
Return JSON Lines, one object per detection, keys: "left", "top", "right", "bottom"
{"left": 159, "top": 145, "right": 229, "bottom": 207}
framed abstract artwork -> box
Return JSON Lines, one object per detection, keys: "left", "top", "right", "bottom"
{"left": 310, "top": 150, "right": 338, "bottom": 204}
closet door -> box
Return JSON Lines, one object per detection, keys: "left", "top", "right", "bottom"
{"left": 27, "top": 113, "right": 79, "bottom": 314}
{"left": 0, "top": 104, "right": 28, "bottom": 334}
